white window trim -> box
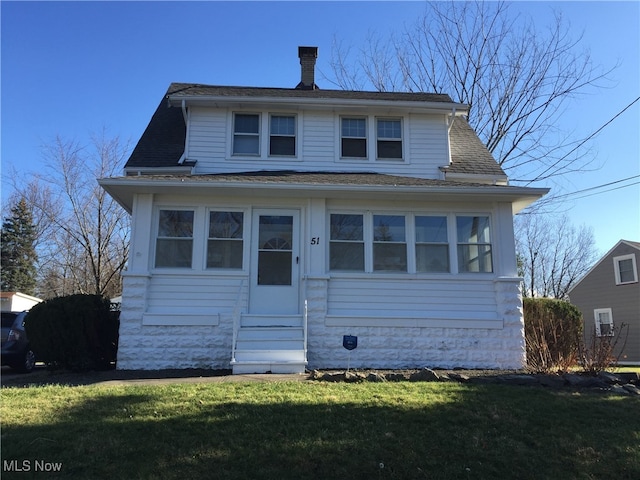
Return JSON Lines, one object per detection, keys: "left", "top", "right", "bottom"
{"left": 593, "top": 308, "right": 614, "bottom": 337}
{"left": 613, "top": 253, "right": 638, "bottom": 285}
{"left": 232, "top": 112, "right": 261, "bottom": 157}
{"left": 229, "top": 111, "right": 301, "bottom": 161}
{"left": 327, "top": 211, "right": 492, "bottom": 275}
{"left": 152, "top": 206, "right": 199, "bottom": 270}
{"left": 376, "top": 117, "right": 404, "bottom": 161}
{"left": 337, "top": 114, "right": 407, "bottom": 163}
{"left": 269, "top": 113, "right": 298, "bottom": 157}
{"left": 204, "top": 208, "right": 248, "bottom": 271}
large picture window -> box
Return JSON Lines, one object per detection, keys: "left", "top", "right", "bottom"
{"left": 373, "top": 215, "right": 407, "bottom": 272}
{"left": 456, "top": 216, "right": 493, "bottom": 273}
{"left": 155, "top": 210, "right": 194, "bottom": 268}
{"left": 233, "top": 113, "right": 260, "bottom": 155}
{"left": 330, "top": 214, "right": 364, "bottom": 271}
{"left": 415, "top": 216, "right": 449, "bottom": 272}
{"left": 207, "top": 211, "right": 244, "bottom": 269}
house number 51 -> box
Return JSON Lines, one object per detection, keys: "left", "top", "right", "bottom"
{"left": 310, "top": 237, "right": 320, "bottom": 245}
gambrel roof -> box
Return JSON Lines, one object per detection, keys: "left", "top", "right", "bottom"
{"left": 124, "top": 83, "right": 505, "bottom": 179}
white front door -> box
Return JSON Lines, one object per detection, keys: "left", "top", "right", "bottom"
{"left": 249, "top": 209, "right": 300, "bottom": 314}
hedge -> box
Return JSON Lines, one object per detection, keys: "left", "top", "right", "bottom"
{"left": 25, "top": 294, "right": 119, "bottom": 371}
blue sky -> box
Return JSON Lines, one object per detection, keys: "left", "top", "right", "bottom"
{"left": 1, "top": 1, "right": 638, "bottom": 254}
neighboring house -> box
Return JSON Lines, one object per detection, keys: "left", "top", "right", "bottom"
{"left": 568, "top": 240, "right": 640, "bottom": 364}
{"left": 100, "top": 47, "right": 548, "bottom": 373}
{"left": 0, "top": 292, "right": 42, "bottom": 312}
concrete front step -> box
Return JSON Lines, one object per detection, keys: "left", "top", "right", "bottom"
{"left": 231, "top": 361, "right": 307, "bottom": 374}
{"left": 241, "top": 314, "right": 302, "bottom": 327}
{"left": 232, "top": 323, "right": 307, "bottom": 374}
{"left": 233, "top": 349, "right": 306, "bottom": 363}
{"left": 237, "top": 326, "right": 304, "bottom": 341}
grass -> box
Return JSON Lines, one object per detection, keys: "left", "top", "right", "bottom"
{"left": 1, "top": 381, "right": 639, "bottom": 479}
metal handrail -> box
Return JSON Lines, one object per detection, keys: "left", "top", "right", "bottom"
{"left": 231, "top": 279, "right": 246, "bottom": 364}
{"left": 303, "top": 299, "right": 308, "bottom": 363}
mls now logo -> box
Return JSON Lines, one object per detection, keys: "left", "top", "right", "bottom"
{"left": 3, "top": 459, "right": 63, "bottom": 472}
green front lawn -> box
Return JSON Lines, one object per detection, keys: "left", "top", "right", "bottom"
{"left": 1, "top": 381, "right": 638, "bottom": 479}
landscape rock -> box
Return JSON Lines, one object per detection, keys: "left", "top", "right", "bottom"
{"left": 537, "top": 375, "right": 567, "bottom": 388}
{"left": 497, "top": 374, "right": 539, "bottom": 386}
{"left": 598, "top": 371, "right": 622, "bottom": 384}
{"left": 366, "top": 372, "right": 387, "bottom": 382}
{"left": 609, "top": 385, "right": 630, "bottom": 396}
{"left": 385, "top": 372, "right": 411, "bottom": 382}
{"left": 622, "top": 384, "right": 640, "bottom": 395}
{"left": 448, "top": 373, "right": 470, "bottom": 383}
{"left": 409, "top": 368, "right": 440, "bottom": 382}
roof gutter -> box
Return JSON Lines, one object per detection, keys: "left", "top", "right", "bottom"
{"left": 167, "top": 94, "right": 469, "bottom": 114}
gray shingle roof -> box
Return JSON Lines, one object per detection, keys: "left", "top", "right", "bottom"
{"left": 448, "top": 117, "right": 505, "bottom": 177}
{"left": 125, "top": 83, "right": 504, "bottom": 179}
{"left": 166, "top": 82, "right": 456, "bottom": 103}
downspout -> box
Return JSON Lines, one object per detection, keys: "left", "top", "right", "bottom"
{"left": 440, "top": 107, "right": 457, "bottom": 180}
{"left": 446, "top": 107, "right": 457, "bottom": 132}
{"left": 178, "top": 99, "right": 189, "bottom": 164}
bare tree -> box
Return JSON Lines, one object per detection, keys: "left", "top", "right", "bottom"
{"left": 6, "top": 132, "right": 130, "bottom": 298}
{"left": 515, "top": 214, "right": 598, "bottom": 299}
{"left": 326, "top": 1, "right": 614, "bottom": 185}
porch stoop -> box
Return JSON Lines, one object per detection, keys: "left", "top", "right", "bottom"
{"left": 231, "top": 315, "right": 307, "bottom": 374}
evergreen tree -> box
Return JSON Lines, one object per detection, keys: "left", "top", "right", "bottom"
{"left": 1, "top": 198, "right": 38, "bottom": 294}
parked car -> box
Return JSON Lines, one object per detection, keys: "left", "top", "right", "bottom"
{"left": 1, "top": 311, "right": 36, "bottom": 372}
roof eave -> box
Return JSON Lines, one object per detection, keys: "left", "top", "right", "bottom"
{"left": 99, "top": 176, "right": 548, "bottom": 214}
{"left": 166, "top": 94, "right": 469, "bottom": 114}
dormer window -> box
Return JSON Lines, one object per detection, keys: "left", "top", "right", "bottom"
{"left": 377, "top": 118, "right": 402, "bottom": 159}
{"left": 270, "top": 115, "right": 296, "bottom": 156}
{"left": 341, "top": 117, "right": 367, "bottom": 158}
{"left": 233, "top": 113, "right": 260, "bottom": 155}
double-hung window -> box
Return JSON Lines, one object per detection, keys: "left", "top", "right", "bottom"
{"left": 594, "top": 308, "right": 614, "bottom": 336}
{"left": 233, "top": 113, "right": 260, "bottom": 155}
{"left": 415, "top": 216, "right": 449, "bottom": 272}
{"left": 207, "top": 211, "right": 244, "bottom": 269}
{"left": 329, "top": 214, "right": 365, "bottom": 271}
{"left": 373, "top": 215, "right": 407, "bottom": 272}
{"left": 270, "top": 115, "right": 296, "bottom": 156}
{"left": 456, "top": 216, "right": 493, "bottom": 273}
{"left": 377, "top": 118, "right": 402, "bottom": 159}
{"left": 613, "top": 254, "right": 638, "bottom": 285}
{"left": 341, "top": 117, "right": 367, "bottom": 158}
{"left": 155, "top": 209, "right": 194, "bottom": 268}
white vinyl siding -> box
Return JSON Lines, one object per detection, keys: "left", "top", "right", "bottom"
{"left": 327, "top": 277, "right": 498, "bottom": 320}
{"left": 184, "top": 108, "right": 447, "bottom": 178}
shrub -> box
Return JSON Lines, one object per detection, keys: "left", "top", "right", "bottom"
{"left": 578, "top": 322, "right": 629, "bottom": 374}
{"left": 25, "top": 294, "right": 119, "bottom": 371}
{"left": 523, "top": 298, "right": 582, "bottom": 373}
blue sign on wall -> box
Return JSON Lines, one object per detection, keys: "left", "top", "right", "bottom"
{"left": 343, "top": 335, "right": 358, "bottom": 351}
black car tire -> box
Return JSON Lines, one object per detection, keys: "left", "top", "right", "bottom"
{"left": 11, "top": 348, "right": 36, "bottom": 373}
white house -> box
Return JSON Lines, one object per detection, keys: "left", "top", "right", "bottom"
{"left": 100, "top": 47, "right": 548, "bottom": 373}
{"left": 0, "top": 292, "right": 42, "bottom": 312}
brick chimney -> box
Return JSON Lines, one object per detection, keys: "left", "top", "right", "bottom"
{"left": 296, "top": 46, "right": 318, "bottom": 90}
